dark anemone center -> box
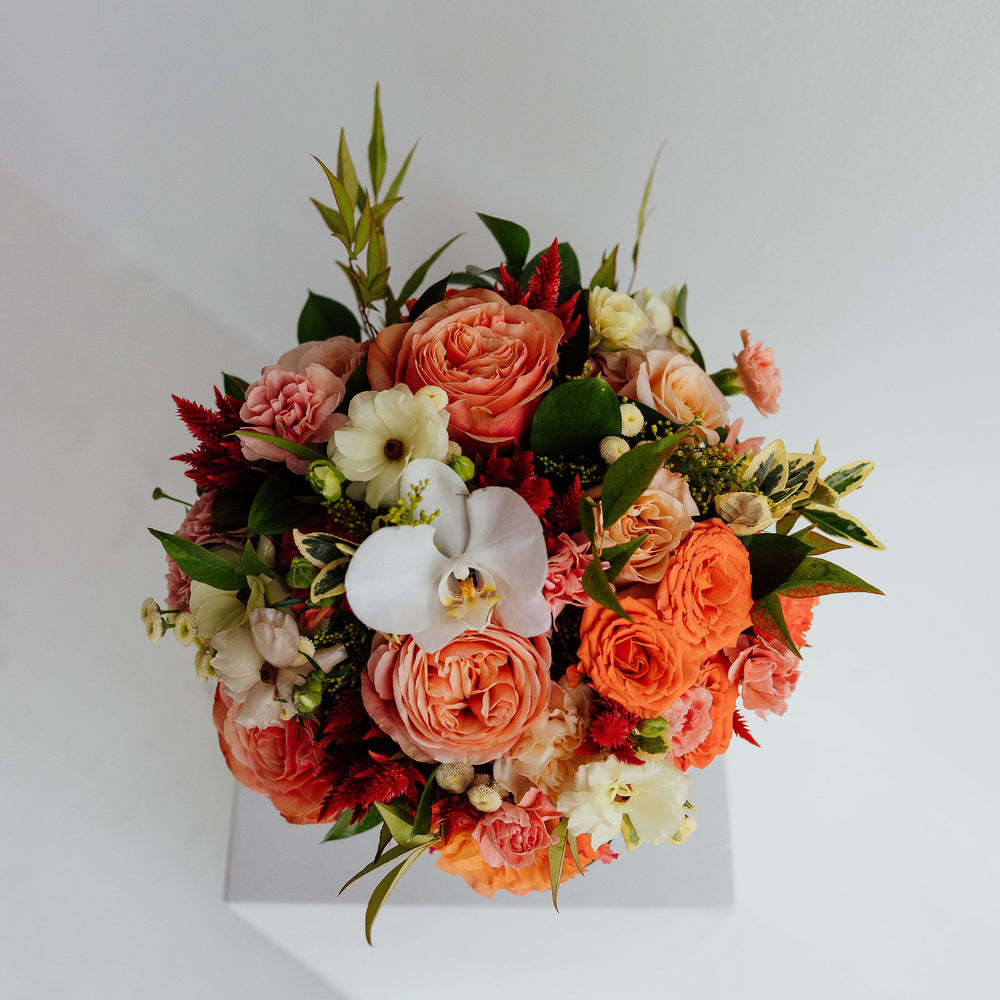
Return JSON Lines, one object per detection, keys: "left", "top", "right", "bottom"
{"left": 259, "top": 663, "right": 278, "bottom": 686}
{"left": 383, "top": 438, "right": 405, "bottom": 461}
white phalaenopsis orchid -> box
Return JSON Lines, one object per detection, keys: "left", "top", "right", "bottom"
{"left": 344, "top": 459, "right": 551, "bottom": 652}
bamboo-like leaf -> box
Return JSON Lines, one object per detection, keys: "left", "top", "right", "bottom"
{"left": 673, "top": 284, "right": 706, "bottom": 370}
{"left": 312, "top": 155, "right": 355, "bottom": 242}
{"left": 368, "top": 83, "right": 387, "bottom": 197}
{"left": 824, "top": 460, "right": 874, "bottom": 497}
{"left": 547, "top": 817, "right": 570, "bottom": 912}
{"left": 309, "top": 197, "right": 351, "bottom": 244}
{"left": 590, "top": 245, "right": 618, "bottom": 290}
{"left": 582, "top": 559, "right": 631, "bottom": 620}
{"left": 477, "top": 213, "right": 530, "bottom": 273}
{"left": 353, "top": 195, "right": 374, "bottom": 254}
{"left": 368, "top": 266, "right": 391, "bottom": 300}
{"left": 567, "top": 832, "right": 584, "bottom": 875}
{"left": 234, "top": 430, "right": 327, "bottom": 464}
{"left": 365, "top": 846, "right": 431, "bottom": 945}
{"left": 600, "top": 431, "right": 688, "bottom": 527}
{"left": 776, "top": 557, "right": 883, "bottom": 599}
{"left": 367, "top": 230, "right": 387, "bottom": 288}
{"left": 632, "top": 142, "right": 665, "bottom": 269}
{"left": 337, "top": 128, "right": 361, "bottom": 209}
{"left": 337, "top": 261, "right": 375, "bottom": 308}
{"left": 339, "top": 840, "right": 422, "bottom": 895}
{"left": 322, "top": 806, "right": 381, "bottom": 842}
{"left": 411, "top": 766, "right": 440, "bottom": 838}
{"left": 385, "top": 140, "right": 418, "bottom": 201}
{"left": 371, "top": 196, "right": 403, "bottom": 222}
{"left": 147, "top": 530, "right": 243, "bottom": 591}
{"left": 375, "top": 801, "right": 418, "bottom": 846}
{"left": 803, "top": 504, "right": 885, "bottom": 550}
{"left": 398, "top": 233, "right": 463, "bottom": 303}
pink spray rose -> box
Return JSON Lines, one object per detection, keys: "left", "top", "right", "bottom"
{"left": 277, "top": 336, "right": 367, "bottom": 380}
{"left": 238, "top": 363, "right": 347, "bottom": 474}
{"left": 366, "top": 289, "right": 563, "bottom": 454}
{"left": 472, "top": 788, "right": 561, "bottom": 869}
{"left": 726, "top": 634, "right": 801, "bottom": 718}
{"left": 361, "top": 627, "right": 552, "bottom": 766}
{"left": 734, "top": 330, "right": 781, "bottom": 416}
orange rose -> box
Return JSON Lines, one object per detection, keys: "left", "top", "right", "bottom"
{"left": 672, "top": 654, "right": 739, "bottom": 771}
{"left": 576, "top": 596, "right": 703, "bottom": 718}
{"left": 656, "top": 518, "right": 753, "bottom": 657}
{"left": 367, "top": 289, "right": 563, "bottom": 453}
{"left": 434, "top": 807, "right": 613, "bottom": 897}
{"left": 361, "top": 627, "right": 551, "bottom": 766}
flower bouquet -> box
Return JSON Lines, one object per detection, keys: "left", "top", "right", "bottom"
{"left": 144, "top": 89, "right": 881, "bottom": 940}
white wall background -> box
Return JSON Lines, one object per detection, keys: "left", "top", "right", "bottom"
{"left": 2, "top": 2, "right": 998, "bottom": 997}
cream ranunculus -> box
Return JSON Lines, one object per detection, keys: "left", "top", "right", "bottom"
{"left": 556, "top": 754, "right": 691, "bottom": 847}
{"left": 329, "top": 384, "right": 450, "bottom": 508}
{"left": 588, "top": 287, "right": 653, "bottom": 351}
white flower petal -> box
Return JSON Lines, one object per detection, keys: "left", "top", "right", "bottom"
{"left": 464, "top": 487, "right": 548, "bottom": 594}
{"left": 344, "top": 523, "right": 452, "bottom": 636}
{"left": 249, "top": 608, "right": 300, "bottom": 668}
{"left": 313, "top": 643, "right": 348, "bottom": 674}
{"left": 234, "top": 682, "right": 282, "bottom": 729}
{"left": 211, "top": 626, "right": 263, "bottom": 695}
{"left": 400, "top": 459, "right": 470, "bottom": 557}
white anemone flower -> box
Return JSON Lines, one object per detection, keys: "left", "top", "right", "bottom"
{"left": 344, "top": 459, "right": 551, "bottom": 652}
{"left": 211, "top": 608, "right": 347, "bottom": 728}
{"left": 330, "top": 385, "right": 450, "bottom": 508}
{"left": 556, "top": 754, "right": 691, "bottom": 847}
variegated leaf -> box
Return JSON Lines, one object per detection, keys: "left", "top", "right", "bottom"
{"left": 825, "top": 460, "right": 874, "bottom": 497}
{"left": 293, "top": 529, "right": 344, "bottom": 568}
{"left": 744, "top": 439, "right": 788, "bottom": 498}
{"left": 310, "top": 560, "right": 348, "bottom": 602}
{"left": 771, "top": 441, "right": 825, "bottom": 508}
{"left": 804, "top": 504, "right": 885, "bottom": 550}
{"left": 809, "top": 478, "right": 840, "bottom": 507}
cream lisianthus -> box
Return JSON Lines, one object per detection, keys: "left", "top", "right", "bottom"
{"left": 329, "top": 384, "right": 450, "bottom": 508}
{"left": 211, "top": 608, "right": 347, "bottom": 729}
{"left": 588, "top": 287, "right": 653, "bottom": 351}
{"left": 344, "top": 459, "right": 551, "bottom": 652}
{"left": 556, "top": 754, "right": 690, "bottom": 848}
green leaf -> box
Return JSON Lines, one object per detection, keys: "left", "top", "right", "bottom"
{"left": 339, "top": 834, "right": 426, "bottom": 895}
{"left": 147, "top": 529, "right": 243, "bottom": 591}
{"left": 529, "top": 378, "right": 621, "bottom": 456}
{"left": 322, "top": 806, "right": 382, "bottom": 842}
{"left": 247, "top": 473, "right": 319, "bottom": 535}
{"left": 385, "top": 140, "right": 418, "bottom": 202}
{"left": 298, "top": 290, "right": 362, "bottom": 343}
{"left": 365, "top": 846, "right": 430, "bottom": 945}
{"left": 804, "top": 504, "right": 885, "bottom": 550}
{"left": 750, "top": 592, "right": 801, "bottom": 658}
{"left": 337, "top": 128, "right": 361, "bottom": 209}
{"left": 742, "top": 532, "right": 814, "bottom": 601}
{"left": 368, "top": 266, "right": 391, "bottom": 300}
{"left": 601, "top": 532, "right": 647, "bottom": 582}
{"left": 790, "top": 527, "right": 851, "bottom": 555}
{"left": 371, "top": 196, "right": 402, "bottom": 222}
{"left": 632, "top": 142, "right": 665, "bottom": 269}
{"left": 235, "top": 539, "right": 271, "bottom": 579}
{"left": 234, "top": 430, "right": 327, "bottom": 465}
{"left": 576, "top": 496, "right": 597, "bottom": 547}
{"left": 824, "top": 460, "right": 874, "bottom": 497}
{"left": 398, "top": 233, "right": 463, "bottom": 303}
{"left": 567, "top": 830, "right": 584, "bottom": 876}
{"left": 590, "top": 245, "right": 618, "bottom": 290}
{"left": 406, "top": 274, "right": 450, "bottom": 319}
{"left": 368, "top": 83, "right": 387, "bottom": 197}
{"left": 547, "top": 817, "right": 570, "bottom": 912}
{"left": 353, "top": 195, "right": 373, "bottom": 254}
{"left": 286, "top": 556, "right": 318, "bottom": 589}
{"left": 600, "top": 431, "right": 687, "bottom": 527}
{"left": 309, "top": 197, "right": 351, "bottom": 244}
{"left": 222, "top": 372, "right": 249, "bottom": 402}
{"left": 776, "top": 557, "right": 883, "bottom": 599}
{"left": 374, "top": 802, "right": 417, "bottom": 846}
{"left": 477, "top": 213, "right": 530, "bottom": 273}
{"left": 312, "top": 155, "right": 355, "bottom": 242}
{"left": 366, "top": 229, "right": 388, "bottom": 290}
{"left": 411, "top": 766, "right": 440, "bottom": 838}
{"left": 581, "top": 558, "right": 631, "bottom": 620}
{"left": 673, "top": 284, "right": 706, "bottom": 370}
{"left": 621, "top": 813, "right": 641, "bottom": 850}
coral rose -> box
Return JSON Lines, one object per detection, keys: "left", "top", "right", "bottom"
{"left": 366, "top": 289, "right": 563, "bottom": 454}
{"left": 212, "top": 688, "right": 333, "bottom": 824}
{"left": 435, "top": 804, "right": 614, "bottom": 897}
{"left": 656, "top": 518, "right": 754, "bottom": 657}
{"left": 595, "top": 468, "right": 699, "bottom": 585}
{"left": 634, "top": 349, "right": 730, "bottom": 445}
{"left": 576, "top": 596, "right": 703, "bottom": 718}
{"left": 277, "top": 335, "right": 367, "bottom": 380}
{"left": 672, "top": 654, "right": 739, "bottom": 771}
{"left": 239, "top": 364, "right": 347, "bottom": 474}
{"left": 472, "top": 788, "right": 560, "bottom": 869}
{"left": 361, "top": 627, "right": 551, "bottom": 766}
{"left": 734, "top": 330, "right": 781, "bottom": 416}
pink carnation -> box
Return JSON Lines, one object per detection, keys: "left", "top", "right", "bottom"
{"left": 472, "top": 788, "right": 561, "bottom": 869}
{"left": 165, "top": 490, "right": 229, "bottom": 610}
{"left": 734, "top": 330, "right": 781, "bottom": 416}
{"left": 663, "top": 685, "right": 714, "bottom": 757}
{"left": 543, "top": 532, "right": 594, "bottom": 620}
{"left": 726, "top": 634, "right": 800, "bottom": 718}
{"left": 238, "top": 363, "right": 347, "bottom": 474}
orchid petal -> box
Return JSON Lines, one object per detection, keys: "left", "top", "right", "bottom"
{"left": 400, "top": 459, "right": 470, "bottom": 557}
{"left": 464, "top": 487, "right": 548, "bottom": 593}
{"left": 411, "top": 616, "right": 470, "bottom": 654}
{"left": 344, "top": 523, "right": 452, "bottom": 636}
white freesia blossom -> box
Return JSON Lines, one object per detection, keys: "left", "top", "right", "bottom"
{"left": 330, "top": 384, "right": 450, "bottom": 508}
{"left": 344, "top": 459, "right": 551, "bottom": 652}
{"left": 556, "top": 754, "right": 691, "bottom": 847}
{"left": 211, "top": 608, "right": 347, "bottom": 728}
